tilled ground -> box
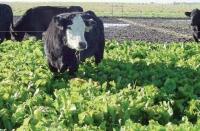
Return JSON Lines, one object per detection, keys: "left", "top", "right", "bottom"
{"left": 101, "top": 17, "right": 194, "bottom": 43}
{"left": 14, "top": 16, "right": 194, "bottom": 43}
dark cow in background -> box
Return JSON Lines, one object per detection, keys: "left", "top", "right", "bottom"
{"left": 0, "top": 4, "right": 13, "bottom": 43}
{"left": 11, "top": 6, "right": 83, "bottom": 41}
{"left": 185, "top": 9, "right": 200, "bottom": 42}
{"left": 43, "top": 11, "right": 105, "bottom": 75}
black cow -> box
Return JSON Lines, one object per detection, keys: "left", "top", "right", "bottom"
{"left": 0, "top": 4, "right": 13, "bottom": 43}
{"left": 185, "top": 9, "right": 200, "bottom": 42}
{"left": 43, "top": 11, "right": 105, "bottom": 75}
{"left": 11, "top": 6, "right": 83, "bottom": 41}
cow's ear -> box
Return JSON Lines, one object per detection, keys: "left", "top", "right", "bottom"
{"left": 54, "top": 16, "right": 64, "bottom": 30}
{"left": 185, "top": 12, "right": 191, "bottom": 17}
{"left": 85, "top": 18, "right": 96, "bottom": 32}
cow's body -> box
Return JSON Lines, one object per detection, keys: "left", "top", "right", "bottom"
{"left": 43, "top": 11, "right": 105, "bottom": 75}
{"left": 185, "top": 9, "right": 200, "bottom": 42}
{"left": 12, "top": 6, "right": 83, "bottom": 41}
{"left": 0, "top": 4, "right": 13, "bottom": 43}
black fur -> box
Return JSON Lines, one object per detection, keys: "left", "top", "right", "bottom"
{"left": 185, "top": 9, "right": 200, "bottom": 42}
{"left": 11, "top": 6, "right": 83, "bottom": 41}
{"left": 0, "top": 4, "right": 13, "bottom": 43}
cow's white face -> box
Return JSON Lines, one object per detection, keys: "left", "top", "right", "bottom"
{"left": 66, "top": 14, "right": 87, "bottom": 51}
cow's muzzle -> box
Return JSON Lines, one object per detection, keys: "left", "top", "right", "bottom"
{"left": 78, "top": 42, "right": 87, "bottom": 50}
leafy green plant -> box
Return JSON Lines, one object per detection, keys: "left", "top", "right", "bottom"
{"left": 0, "top": 39, "right": 200, "bottom": 130}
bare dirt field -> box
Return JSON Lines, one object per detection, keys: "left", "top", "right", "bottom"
{"left": 14, "top": 16, "right": 194, "bottom": 43}
{"left": 101, "top": 17, "right": 193, "bottom": 43}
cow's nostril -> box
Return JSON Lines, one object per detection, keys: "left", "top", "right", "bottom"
{"left": 79, "top": 42, "right": 87, "bottom": 49}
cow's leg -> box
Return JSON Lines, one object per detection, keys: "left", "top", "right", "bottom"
{"left": 94, "top": 42, "right": 105, "bottom": 65}
{"left": 5, "top": 32, "right": 11, "bottom": 40}
{"left": 29, "top": 32, "right": 42, "bottom": 40}
{"left": 193, "top": 33, "right": 199, "bottom": 42}
{"left": 59, "top": 65, "right": 68, "bottom": 73}
{"left": 15, "top": 32, "right": 25, "bottom": 42}
{"left": 68, "top": 64, "right": 79, "bottom": 76}
{"left": 0, "top": 38, "right": 3, "bottom": 43}
{"left": 0, "top": 34, "right": 5, "bottom": 43}
{"left": 94, "top": 53, "right": 102, "bottom": 65}
{"left": 0, "top": 36, "right": 4, "bottom": 43}
{"left": 47, "top": 61, "right": 58, "bottom": 73}
{"left": 47, "top": 61, "right": 62, "bottom": 79}
{"left": 35, "top": 33, "right": 42, "bottom": 40}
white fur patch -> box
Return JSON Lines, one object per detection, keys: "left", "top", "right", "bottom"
{"left": 66, "top": 14, "right": 87, "bottom": 51}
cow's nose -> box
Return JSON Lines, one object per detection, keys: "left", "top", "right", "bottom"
{"left": 79, "top": 42, "right": 87, "bottom": 49}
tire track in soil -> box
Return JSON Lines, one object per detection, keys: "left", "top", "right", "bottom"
{"left": 118, "top": 18, "right": 193, "bottom": 40}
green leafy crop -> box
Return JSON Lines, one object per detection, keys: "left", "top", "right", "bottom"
{"left": 0, "top": 39, "right": 200, "bottom": 130}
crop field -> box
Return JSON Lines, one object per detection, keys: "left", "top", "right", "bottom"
{"left": 1, "top": 1, "right": 200, "bottom": 130}
{"left": 0, "top": 39, "right": 200, "bottom": 130}
{"left": 4, "top": 2, "right": 200, "bottom": 17}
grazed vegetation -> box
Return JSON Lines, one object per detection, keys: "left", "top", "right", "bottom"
{"left": 0, "top": 39, "right": 200, "bottom": 130}
{"left": 5, "top": 2, "right": 200, "bottom": 17}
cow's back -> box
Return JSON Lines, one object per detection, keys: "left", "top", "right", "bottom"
{"left": 17, "top": 6, "right": 83, "bottom": 31}
{"left": 0, "top": 4, "right": 13, "bottom": 28}
{"left": 0, "top": 4, "right": 13, "bottom": 42}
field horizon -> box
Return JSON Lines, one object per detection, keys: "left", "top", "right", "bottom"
{"left": 4, "top": 2, "right": 200, "bottom": 17}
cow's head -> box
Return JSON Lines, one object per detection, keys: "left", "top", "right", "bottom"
{"left": 185, "top": 9, "right": 200, "bottom": 39}
{"left": 54, "top": 13, "right": 96, "bottom": 51}
{"left": 10, "top": 25, "right": 25, "bottom": 42}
